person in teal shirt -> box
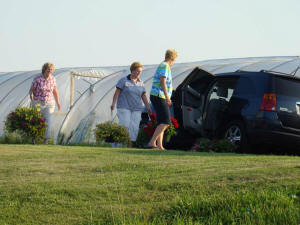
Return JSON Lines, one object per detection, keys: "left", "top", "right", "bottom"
{"left": 148, "top": 49, "right": 178, "bottom": 150}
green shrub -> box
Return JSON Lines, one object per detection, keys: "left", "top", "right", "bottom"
{"left": 4, "top": 106, "right": 46, "bottom": 143}
{"left": 94, "top": 121, "right": 130, "bottom": 146}
{"left": 0, "top": 131, "right": 31, "bottom": 144}
{"left": 191, "top": 138, "right": 236, "bottom": 153}
{"left": 135, "top": 128, "right": 149, "bottom": 148}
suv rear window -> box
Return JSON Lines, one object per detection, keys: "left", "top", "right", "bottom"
{"left": 274, "top": 76, "right": 300, "bottom": 98}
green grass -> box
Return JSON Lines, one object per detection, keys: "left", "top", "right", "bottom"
{"left": 0, "top": 144, "right": 300, "bottom": 225}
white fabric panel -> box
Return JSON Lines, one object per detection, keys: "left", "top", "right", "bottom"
{"left": 0, "top": 56, "right": 299, "bottom": 143}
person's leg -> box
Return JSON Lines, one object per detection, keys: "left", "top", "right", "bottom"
{"left": 117, "top": 108, "right": 131, "bottom": 132}
{"left": 129, "top": 111, "right": 142, "bottom": 144}
{"left": 148, "top": 123, "right": 169, "bottom": 149}
{"left": 148, "top": 96, "right": 171, "bottom": 150}
{"left": 156, "top": 125, "right": 169, "bottom": 150}
{"left": 43, "top": 101, "right": 55, "bottom": 144}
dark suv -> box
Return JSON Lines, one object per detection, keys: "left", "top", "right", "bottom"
{"left": 172, "top": 67, "right": 300, "bottom": 152}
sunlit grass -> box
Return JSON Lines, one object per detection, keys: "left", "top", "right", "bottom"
{"left": 0, "top": 144, "right": 299, "bottom": 224}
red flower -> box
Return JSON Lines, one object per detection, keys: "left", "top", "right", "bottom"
{"left": 150, "top": 113, "right": 157, "bottom": 121}
{"left": 144, "top": 126, "right": 155, "bottom": 138}
{"left": 171, "top": 117, "right": 179, "bottom": 128}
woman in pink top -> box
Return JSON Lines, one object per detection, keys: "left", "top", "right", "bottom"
{"left": 29, "top": 62, "right": 61, "bottom": 144}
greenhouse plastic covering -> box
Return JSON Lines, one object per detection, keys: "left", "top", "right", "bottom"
{"left": 0, "top": 56, "right": 299, "bottom": 144}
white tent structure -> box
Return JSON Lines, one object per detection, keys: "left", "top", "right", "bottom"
{"left": 1, "top": 56, "right": 299, "bottom": 144}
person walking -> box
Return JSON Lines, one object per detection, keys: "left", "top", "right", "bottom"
{"left": 111, "top": 62, "right": 151, "bottom": 147}
{"left": 148, "top": 49, "right": 178, "bottom": 150}
{"left": 29, "top": 62, "right": 61, "bottom": 144}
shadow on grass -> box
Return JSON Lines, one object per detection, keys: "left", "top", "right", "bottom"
{"left": 116, "top": 149, "right": 246, "bottom": 157}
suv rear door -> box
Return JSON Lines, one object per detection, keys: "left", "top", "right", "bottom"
{"left": 174, "top": 67, "right": 215, "bottom": 134}
{"left": 274, "top": 76, "right": 300, "bottom": 132}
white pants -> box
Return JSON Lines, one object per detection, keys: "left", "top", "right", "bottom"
{"left": 31, "top": 100, "right": 55, "bottom": 139}
{"left": 117, "top": 108, "right": 142, "bottom": 142}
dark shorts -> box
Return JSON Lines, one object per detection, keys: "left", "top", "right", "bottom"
{"left": 150, "top": 95, "right": 171, "bottom": 125}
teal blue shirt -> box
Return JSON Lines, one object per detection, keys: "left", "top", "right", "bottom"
{"left": 150, "top": 62, "right": 172, "bottom": 99}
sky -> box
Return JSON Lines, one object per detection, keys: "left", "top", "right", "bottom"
{"left": 0, "top": 0, "right": 299, "bottom": 72}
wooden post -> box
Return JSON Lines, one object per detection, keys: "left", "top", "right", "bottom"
{"left": 70, "top": 73, "right": 74, "bottom": 108}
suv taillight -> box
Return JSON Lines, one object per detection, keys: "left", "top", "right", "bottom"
{"left": 260, "top": 93, "right": 276, "bottom": 112}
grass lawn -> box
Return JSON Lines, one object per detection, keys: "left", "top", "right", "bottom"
{"left": 0, "top": 144, "right": 300, "bottom": 225}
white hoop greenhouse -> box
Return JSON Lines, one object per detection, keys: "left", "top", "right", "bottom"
{"left": 1, "top": 56, "right": 299, "bottom": 144}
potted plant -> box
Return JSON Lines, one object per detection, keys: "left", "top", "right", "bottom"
{"left": 190, "top": 138, "right": 236, "bottom": 153}
{"left": 94, "top": 121, "right": 130, "bottom": 147}
{"left": 136, "top": 113, "right": 179, "bottom": 147}
{"left": 5, "top": 106, "right": 46, "bottom": 144}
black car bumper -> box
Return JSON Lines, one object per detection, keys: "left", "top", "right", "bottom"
{"left": 247, "top": 115, "right": 300, "bottom": 146}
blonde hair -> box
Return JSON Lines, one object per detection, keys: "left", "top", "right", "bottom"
{"left": 165, "top": 49, "right": 178, "bottom": 61}
{"left": 130, "top": 62, "right": 143, "bottom": 72}
{"left": 42, "top": 62, "right": 55, "bottom": 74}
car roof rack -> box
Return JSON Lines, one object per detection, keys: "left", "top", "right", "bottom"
{"left": 235, "top": 70, "right": 249, "bottom": 72}
{"left": 234, "top": 68, "right": 300, "bottom": 78}
{"left": 260, "top": 69, "right": 296, "bottom": 76}
{"left": 260, "top": 70, "right": 289, "bottom": 75}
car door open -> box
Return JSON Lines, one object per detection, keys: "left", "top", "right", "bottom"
{"left": 174, "top": 67, "right": 215, "bottom": 134}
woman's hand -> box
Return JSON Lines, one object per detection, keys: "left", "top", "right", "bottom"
{"left": 110, "top": 105, "right": 115, "bottom": 111}
{"left": 29, "top": 86, "right": 35, "bottom": 100}
{"left": 166, "top": 98, "right": 172, "bottom": 106}
{"left": 147, "top": 107, "right": 152, "bottom": 115}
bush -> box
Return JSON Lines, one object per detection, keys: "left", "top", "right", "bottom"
{"left": 0, "top": 131, "right": 32, "bottom": 144}
{"left": 190, "top": 138, "right": 236, "bottom": 153}
{"left": 94, "top": 122, "right": 130, "bottom": 146}
{"left": 4, "top": 106, "right": 46, "bottom": 143}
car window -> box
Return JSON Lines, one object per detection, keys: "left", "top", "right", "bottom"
{"left": 188, "top": 75, "right": 214, "bottom": 93}
{"left": 207, "top": 78, "right": 238, "bottom": 102}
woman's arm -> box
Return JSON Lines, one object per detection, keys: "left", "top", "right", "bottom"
{"left": 160, "top": 77, "right": 171, "bottom": 106}
{"left": 52, "top": 87, "right": 61, "bottom": 110}
{"left": 29, "top": 86, "right": 35, "bottom": 100}
{"left": 111, "top": 88, "right": 121, "bottom": 110}
{"left": 141, "top": 93, "right": 152, "bottom": 115}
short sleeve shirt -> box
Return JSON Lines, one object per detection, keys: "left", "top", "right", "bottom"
{"left": 116, "top": 75, "right": 146, "bottom": 111}
{"left": 31, "top": 74, "right": 56, "bottom": 102}
{"left": 150, "top": 62, "right": 172, "bottom": 99}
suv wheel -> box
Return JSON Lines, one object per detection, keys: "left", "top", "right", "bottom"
{"left": 224, "top": 120, "right": 249, "bottom": 153}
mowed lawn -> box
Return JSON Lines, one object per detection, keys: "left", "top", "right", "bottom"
{"left": 0, "top": 144, "right": 300, "bottom": 225}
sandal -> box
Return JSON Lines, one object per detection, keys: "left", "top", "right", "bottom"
{"left": 145, "top": 145, "right": 158, "bottom": 149}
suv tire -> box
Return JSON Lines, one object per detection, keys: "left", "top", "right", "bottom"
{"left": 224, "top": 120, "right": 249, "bottom": 153}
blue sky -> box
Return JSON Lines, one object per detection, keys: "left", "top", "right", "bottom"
{"left": 0, "top": 0, "right": 299, "bottom": 72}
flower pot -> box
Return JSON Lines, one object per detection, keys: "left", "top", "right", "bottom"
{"left": 164, "top": 134, "right": 171, "bottom": 143}
{"left": 111, "top": 142, "right": 123, "bottom": 148}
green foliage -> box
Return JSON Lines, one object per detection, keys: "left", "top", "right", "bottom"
{"left": 164, "top": 123, "right": 176, "bottom": 137}
{"left": 191, "top": 138, "right": 236, "bottom": 153}
{"left": 135, "top": 128, "right": 149, "bottom": 148}
{"left": 4, "top": 106, "right": 46, "bottom": 143}
{"left": 94, "top": 121, "right": 130, "bottom": 146}
{"left": 0, "top": 131, "right": 31, "bottom": 144}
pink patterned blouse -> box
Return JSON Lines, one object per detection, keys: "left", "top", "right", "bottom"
{"left": 32, "top": 74, "right": 57, "bottom": 102}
